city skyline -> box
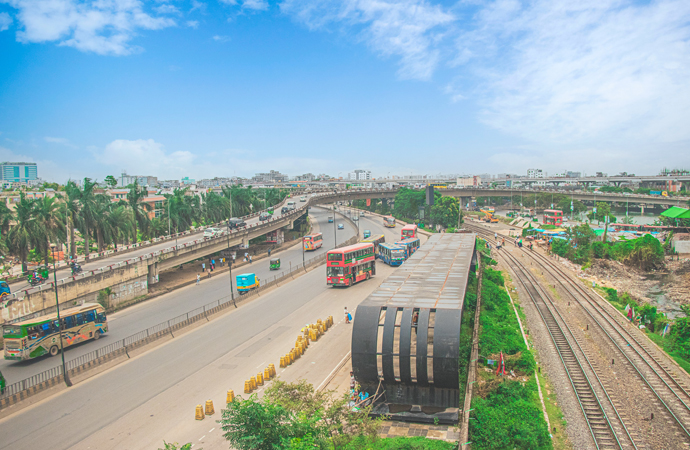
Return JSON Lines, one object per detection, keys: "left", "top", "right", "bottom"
{"left": 1, "top": 0, "right": 690, "bottom": 182}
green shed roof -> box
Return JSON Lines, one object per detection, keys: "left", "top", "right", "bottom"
{"left": 661, "top": 207, "right": 690, "bottom": 219}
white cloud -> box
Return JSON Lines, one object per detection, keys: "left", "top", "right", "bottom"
{"left": 280, "top": 0, "right": 455, "bottom": 80}
{"left": 94, "top": 139, "right": 337, "bottom": 180}
{"left": 4, "top": 0, "right": 177, "bottom": 55}
{"left": 44, "top": 136, "right": 77, "bottom": 148}
{"left": 186, "top": 19, "right": 199, "bottom": 28}
{"left": 213, "top": 34, "right": 230, "bottom": 42}
{"left": 458, "top": 0, "right": 690, "bottom": 147}
{"left": 0, "top": 12, "right": 12, "bottom": 31}
{"left": 155, "top": 4, "right": 181, "bottom": 15}
{"left": 242, "top": 0, "right": 268, "bottom": 10}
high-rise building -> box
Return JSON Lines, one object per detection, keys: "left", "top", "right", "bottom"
{"left": 1, "top": 162, "right": 38, "bottom": 183}
{"left": 527, "top": 169, "right": 546, "bottom": 179}
{"left": 348, "top": 170, "right": 371, "bottom": 181}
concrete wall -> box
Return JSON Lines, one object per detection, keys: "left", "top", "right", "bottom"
{"left": 1, "top": 262, "right": 149, "bottom": 323}
{"left": 672, "top": 235, "right": 690, "bottom": 254}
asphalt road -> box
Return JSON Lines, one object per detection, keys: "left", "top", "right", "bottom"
{"left": 0, "top": 205, "right": 352, "bottom": 384}
{"left": 10, "top": 195, "right": 307, "bottom": 293}
{"left": 0, "top": 213, "right": 405, "bottom": 450}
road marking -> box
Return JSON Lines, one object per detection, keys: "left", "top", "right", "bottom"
{"left": 209, "top": 427, "right": 215, "bottom": 433}
{"left": 316, "top": 351, "right": 351, "bottom": 392}
{"left": 256, "top": 361, "right": 266, "bottom": 369}
{"left": 198, "top": 435, "right": 205, "bottom": 441}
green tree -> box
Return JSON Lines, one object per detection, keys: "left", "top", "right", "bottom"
{"left": 64, "top": 180, "right": 82, "bottom": 258}
{"left": 126, "top": 181, "right": 151, "bottom": 243}
{"left": 6, "top": 194, "right": 39, "bottom": 273}
{"left": 0, "top": 201, "right": 14, "bottom": 236}
{"left": 587, "top": 201, "right": 616, "bottom": 224}
{"left": 78, "top": 178, "right": 98, "bottom": 257}
{"left": 33, "top": 195, "right": 64, "bottom": 265}
{"left": 104, "top": 175, "right": 118, "bottom": 188}
{"left": 430, "top": 196, "right": 459, "bottom": 228}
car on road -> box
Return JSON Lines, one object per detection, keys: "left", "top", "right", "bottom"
{"left": 228, "top": 218, "right": 246, "bottom": 229}
{"left": 360, "top": 212, "right": 365, "bottom": 217}
{"left": 281, "top": 206, "right": 289, "bottom": 214}
{"left": 328, "top": 216, "right": 334, "bottom": 223}
{"left": 338, "top": 224, "right": 344, "bottom": 230}
{"left": 204, "top": 227, "right": 222, "bottom": 238}
{"left": 259, "top": 212, "right": 270, "bottom": 221}
{"left": 300, "top": 196, "right": 307, "bottom": 202}
{"left": 363, "top": 230, "right": 371, "bottom": 238}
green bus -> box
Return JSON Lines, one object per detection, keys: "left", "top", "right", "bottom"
{"left": 3, "top": 303, "right": 108, "bottom": 361}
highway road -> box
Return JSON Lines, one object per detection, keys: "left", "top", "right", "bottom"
{"left": 10, "top": 194, "right": 305, "bottom": 293}
{"left": 0, "top": 206, "right": 352, "bottom": 384}
{"left": 0, "top": 213, "right": 408, "bottom": 450}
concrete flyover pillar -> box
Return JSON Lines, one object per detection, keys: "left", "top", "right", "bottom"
{"left": 287, "top": 220, "right": 294, "bottom": 230}
{"left": 640, "top": 204, "right": 645, "bottom": 214}
{"left": 147, "top": 262, "right": 159, "bottom": 285}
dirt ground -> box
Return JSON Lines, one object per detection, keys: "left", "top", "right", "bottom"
{"left": 581, "top": 257, "right": 690, "bottom": 307}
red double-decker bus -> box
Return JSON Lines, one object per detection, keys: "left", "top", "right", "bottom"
{"left": 543, "top": 209, "right": 563, "bottom": 226}
{"left": 401, "top": 224, "right": 418, "bottom": 240}
{"left": 326, "top": 242, "right": 375, "bottom": 287}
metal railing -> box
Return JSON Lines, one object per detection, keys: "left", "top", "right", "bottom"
{"left": 0, "top": 234, "right": 358, "bottom": 403}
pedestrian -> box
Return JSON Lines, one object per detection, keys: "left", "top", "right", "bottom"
{"left": 196, "top": 274, "right": 200, "bottom": 285}
{"left": 350, "top": 371, "right": 356, "bottom": 390}
{"left": 212, "top": 259, "right": 215, "bottom": 269}
{"left": 202, "top": 262, "right": 206, "bottom": 272}
{"left": 494, "top": 232, "right": 497, "bottom": 240}
{"left": 249, "top": 255, "right": 252, "bottom": 263}
{"left": 268, "top": 247, "right": 272, "bottom": 257}
{"left": 207, "top": 271, "right": 211, "bottom": 279}
{"left": 345, "top": 307, "right": 350, "bottom": 324}
{"left": 502, "top": 237, "right": 505, "bottom": 247}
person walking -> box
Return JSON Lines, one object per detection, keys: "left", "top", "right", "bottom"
{"left": 344, "top": 307, "right": 350, "bottom": 324}
{"left": 196, "top": 274, "right": 200, "bottom": 285}
{"left": 268, "top": 247, "right": 272, "bottom": 257}
{"left": 202, "top": 262, "right": 206, "bottom": 272}
{"left": 494, "top": 232, "right": 497, "bottom": 240}
{"left": 249, "top": 255, "right": 252, "bottom": 263}
{"left": 502, "top": 237, "right": 505, "bottom": 247}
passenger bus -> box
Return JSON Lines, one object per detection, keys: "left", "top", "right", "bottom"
{"left": 543, "top": 209, "right": 564, "bottom": 226}
{"left": 326, "top": 243, "right": 375, "bottom": 287}
{"left": 377, "top": 243, "right": 406, "bottom": 266}
{"left": 396, "top": 237, "right": 421, "bottom": 258}
{"left": 303, "top": 233, "right": 324, "bottom": 251}
{"left": 384, "top": 216, "right": 396, "bottom": 228}
{"left": 361, "top": 234, "right": 385, "bottom": 251}
{"left": 3, "top": 303, "right": 108, "bottom": 360}
{"left": 401, "top": 224, "right": 418, "bottom": 240}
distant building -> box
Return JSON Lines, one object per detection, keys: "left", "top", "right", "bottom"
{"left": 566, "top": 171, "right": 581, "bottom": 178}
{"left": 348, "top": 170, "right": 371, "bottom": 181}
{"left": 181, "top": 177, "right": 195, "bottom": 185}
{"left": 137, "top": 176, "right": 158, "bottom": 186}
{"left": 527, "top": 169, "right": 546, "bottom": 179}
{"left": 252, "top": 170, "right": 288, "bottom": 183}
{"left": 294, "top": 173, "right": 316, "bottom": 182}
{"left": 1, "top": 162, "right": 38, "bottom": 183}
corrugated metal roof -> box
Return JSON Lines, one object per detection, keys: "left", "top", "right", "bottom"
{"left": 361, "top": 233, "right": 476, "bottom": 310}
{"left": 661, "top": 206, "right": 690, "bottom": 218}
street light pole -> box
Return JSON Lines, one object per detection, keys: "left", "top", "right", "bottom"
{"left": 227, "top": 222, "right": 236, "bottom": 308}
{"left": 52, "top": 241, "right": 71, "bottom": 387}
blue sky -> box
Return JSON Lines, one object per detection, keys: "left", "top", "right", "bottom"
{"left": 1, "top": 0, "right": 690, "bottom": 182}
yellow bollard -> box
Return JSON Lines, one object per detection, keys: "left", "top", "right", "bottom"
{"left": 227, "top": 390, "right": 235, "bottom": 404}
{"left": 288, "top": 352, "right": 294, "bottom": 364}
{"left": 269, "top": 363, "right": 276, "bottom": 377}
{"left": 244, "top": 380, "right": 252, "bottom": 393}
{"left": 205, "top": 400, "right": 215, "bottom": 416}
{"left": 328, "top": 315, "right": 333, "bottom": 326}
{"left": 195, "top": 404, "right": 205, "bottom": 420}
{"left": 264, "top": 367, "right": 271, "bottom": 381}
{"left": 280, "top": 356, "right": 286, "bottom": 368}
{"left": 302, "top": 341, "right": 307, "bottom": 351}
{"left": 250, "top": 376, "right": 257, "bottom": 390}
{"left": 257, "top": 373, "right": 264, "bottom": 386}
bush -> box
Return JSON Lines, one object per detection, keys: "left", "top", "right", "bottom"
{"left": 470, "top": 379, "right": 551, "bottom": 450}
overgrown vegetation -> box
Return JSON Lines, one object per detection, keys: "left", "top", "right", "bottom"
{"left": 458, "top": 267, "right": 478, "bottom": 406}
{"left": 600, "top": 287, "right": 690, "bottom": 373}
{"left": 469, "top": 261, "right": 551, "bottom": 450}
{"left": 550, "top": 223, "right": 665, "bottom": 270}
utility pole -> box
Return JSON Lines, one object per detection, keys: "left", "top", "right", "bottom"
{"left": 227, "top": 221, "right": 236, "bottom": 308}
{"left": 52, "top": 241, "right": 71, "bottom": 387}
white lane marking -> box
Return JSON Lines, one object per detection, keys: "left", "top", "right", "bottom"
{"left": 209, "top": 427, "right": 215, "bottom": 433}
{"left": 316, "top": 351, "right": 351, "bottom": 392}
{"left": 198, "top": 435, "right": 205, "bottom": 441}
{"left": 256, "top": 361, "right": 266, "bottom": 369}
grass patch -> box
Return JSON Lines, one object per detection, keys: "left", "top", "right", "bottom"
{"left": 459, "top": 268, "right": 478, "bottom": 406}
{"left": 537, "top": 370, "right": 572, "bottom": 450}
{"left": 340, "top": 436, "right": 456, "bottom": 449}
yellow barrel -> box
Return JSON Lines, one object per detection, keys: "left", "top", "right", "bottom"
{"left": 269, "top": 363, "right": 276, "bottom": 377}
{"left": 280, "top": 356, "right": 286, "bottom": 368}
{"left": 227, "top": 390, "right": 235, "bottom": 404}
{"left": 264, "top": 368, "right": 271, "bottom": 381}
{"left": 205, "top": 400, "right": 215, "bottom": 416}
{"left": 195, "top": 404, "right": 205, "bottom": 420}
{"left": 257, "top": 373, "right": 264, "bottom": 386}
{"left": 244, "top": 380, "right": 252, "bottom": 393}
{"left": 250, "top": 376, "right": 257, "bottom": 390}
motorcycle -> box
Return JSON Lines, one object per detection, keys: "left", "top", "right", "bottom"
{"left": 71, "top": 263, "right": 83, "bottom": 276}
{"left": 28, "top": 274, "right": 45, "bottom": 287}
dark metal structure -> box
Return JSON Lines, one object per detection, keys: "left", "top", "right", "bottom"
{"left": 352, "top": 233, "right": 477, "bottom": 408}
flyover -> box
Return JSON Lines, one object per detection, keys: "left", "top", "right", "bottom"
{"left": 491, "top": 174, "right": 690, "bottom": 187}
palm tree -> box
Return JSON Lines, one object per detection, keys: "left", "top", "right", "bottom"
{"left": 33, "top": 195, "right": 64, "bottom": 265}
{"left": 108, "top": 205, "right": 135, "bottom": 249}
{"left": 126, "top": 181, "right": 151, "bottom": 243}
{"left": 6, "top": 194, "right": 39, "bottom": 273}
{"left": 0, "top": 202, "right": 13, "bottom": 236}
{"left": 78, "top": 178, "right": 98, "bottom": 258}
{"left": 64, "top": 181, "right": 81, "bottom": 258}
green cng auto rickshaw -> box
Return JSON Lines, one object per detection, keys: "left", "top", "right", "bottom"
{"left": 0, "top": 369, "right": 5, "bottom": 394}
{"left": 270, "top": 258, "right": 281, "bottom": 270}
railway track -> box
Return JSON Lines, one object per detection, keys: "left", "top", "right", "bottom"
{"left": 464, "top": 223, "right": 635, "bottom": 449}
{"left": 464, "top": 220, "right": 690, "bottom": 448}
